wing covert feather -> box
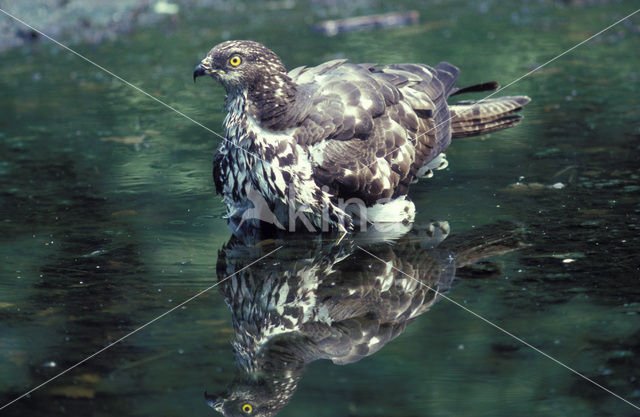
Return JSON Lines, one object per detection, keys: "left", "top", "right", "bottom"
{"left": 288, "top": 61, "right": 455, "bottom": 203}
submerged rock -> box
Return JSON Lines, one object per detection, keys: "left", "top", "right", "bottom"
{"left": 312, "top": 11, "right": 420, "bottom": 36}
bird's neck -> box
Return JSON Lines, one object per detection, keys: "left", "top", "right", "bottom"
{"left": 224, "top": 72, "right": 297, "bottom": 137}
{"left": 248, "top": 72, "right": 297, "bottom": 129}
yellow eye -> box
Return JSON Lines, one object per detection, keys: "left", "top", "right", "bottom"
{"left": 241, "top": 404, "right": 253, "bottom": 413}
{"left": 229, "top": 55, "right": 242, "bottom": 67}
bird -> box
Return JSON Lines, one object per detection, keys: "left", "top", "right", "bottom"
{"left": 205, "top": 220, "right": 526, "bottom": 417}
{"left": 194, "top": 40, "right": 530, "bottom": 232}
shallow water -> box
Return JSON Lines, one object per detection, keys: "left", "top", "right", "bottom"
{"left": 1, "top": 1, "right": 639, "bottom": 416}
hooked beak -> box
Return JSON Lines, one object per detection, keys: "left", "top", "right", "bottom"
{"left": 193, "top": 56, "right": 216, "bottom": 83}
{"left": 204, "top": 390, "right": 224, "bottom": 413}
{"left": 193, "top": 63, "right": 206, "bottom": 82}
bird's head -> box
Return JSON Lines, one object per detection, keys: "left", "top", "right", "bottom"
{"left": 194, "top": 40, "right": 288, "bottom": 93}
{"left": 194, "top": 40, "right": 298, "bottom": 128}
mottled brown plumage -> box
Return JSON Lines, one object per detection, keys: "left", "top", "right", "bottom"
{"left": 194, "top": 41, "right": 530, "bottom": 231}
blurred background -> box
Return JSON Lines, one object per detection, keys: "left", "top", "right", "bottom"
{"left": 0, "top": 0, "right": 639, "bottom": 416}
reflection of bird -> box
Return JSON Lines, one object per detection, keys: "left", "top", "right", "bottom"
{"left": 205, "top": 221, "right": 525, "bottom": 417}
{"left": 194, "top": 41, "right": 530, "bottom": 231}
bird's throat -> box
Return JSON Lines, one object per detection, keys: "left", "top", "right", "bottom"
{"left": 223, "top": 91, "right": 254, "bottom": 148}
{"left": 223, "top": 90, "right": 295, "bottom": 157}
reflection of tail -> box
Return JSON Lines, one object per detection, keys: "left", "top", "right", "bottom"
{"left": 449, "top": 96, "right": 531, "bottom": 138}
{"left": 440, "top": 220, "right": 529, "bottom": 268}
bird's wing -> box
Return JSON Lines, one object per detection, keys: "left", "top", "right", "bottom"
{"left": 289, "top": 61, "right": 458, "bottom": 204}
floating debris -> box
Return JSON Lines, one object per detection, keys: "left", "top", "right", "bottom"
{"left": 549, "top": 252, "right": 586, "bottom": 259}
{"left": 75, "top": 373, "right": 102, "bottom": 384}
{"left": 47, "top": 385, "right": 96, "bottom": 399}
{"left": 504, "top": 181, "right": 567, "bottom": 193}
{"left": 82, "top": 249, "right": 108, "bottom": 257}
{"left": 505, "top": 182, "right": 546, "bottom": 192}
{"left": 111, "top": 209, "right": 138, "bottom": 217}
{"left": 313, "top": 11, "right": 419, "bottom": 36}
{"left": 100, "top": 135, "right": 144, "bottom": 144}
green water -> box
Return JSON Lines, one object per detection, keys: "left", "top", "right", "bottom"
{"left": 1, "top": 1, "right": 639, "bottom": 416}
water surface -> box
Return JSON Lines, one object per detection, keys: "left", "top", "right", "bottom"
{"left": 1, "top": 1, "right": 639, "bottom": 416}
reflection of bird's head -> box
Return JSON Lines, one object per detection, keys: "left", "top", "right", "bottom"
{"left": 205, "top": 388, "right": 260, "bottom": 417}
{"left": 205, "top": 373, "right": 298, "bottom": 417}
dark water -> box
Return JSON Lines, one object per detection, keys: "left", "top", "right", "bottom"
{"left": 1, "top": 1, "right": 639, "bottom": 416}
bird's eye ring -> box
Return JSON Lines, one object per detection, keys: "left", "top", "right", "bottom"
{"left": 229, "top": 55, "right": 242, "bottom": 67}
{"left": 241, "top": 404, "right": 253, "bottom": 413}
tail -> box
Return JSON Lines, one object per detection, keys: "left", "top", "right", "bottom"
{"left": 449, "top": 96, "right": 531, "bottom": 138}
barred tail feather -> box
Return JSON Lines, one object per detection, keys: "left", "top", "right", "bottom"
{"left": 449, "top": 96, "right": 531, "bottom": 138}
